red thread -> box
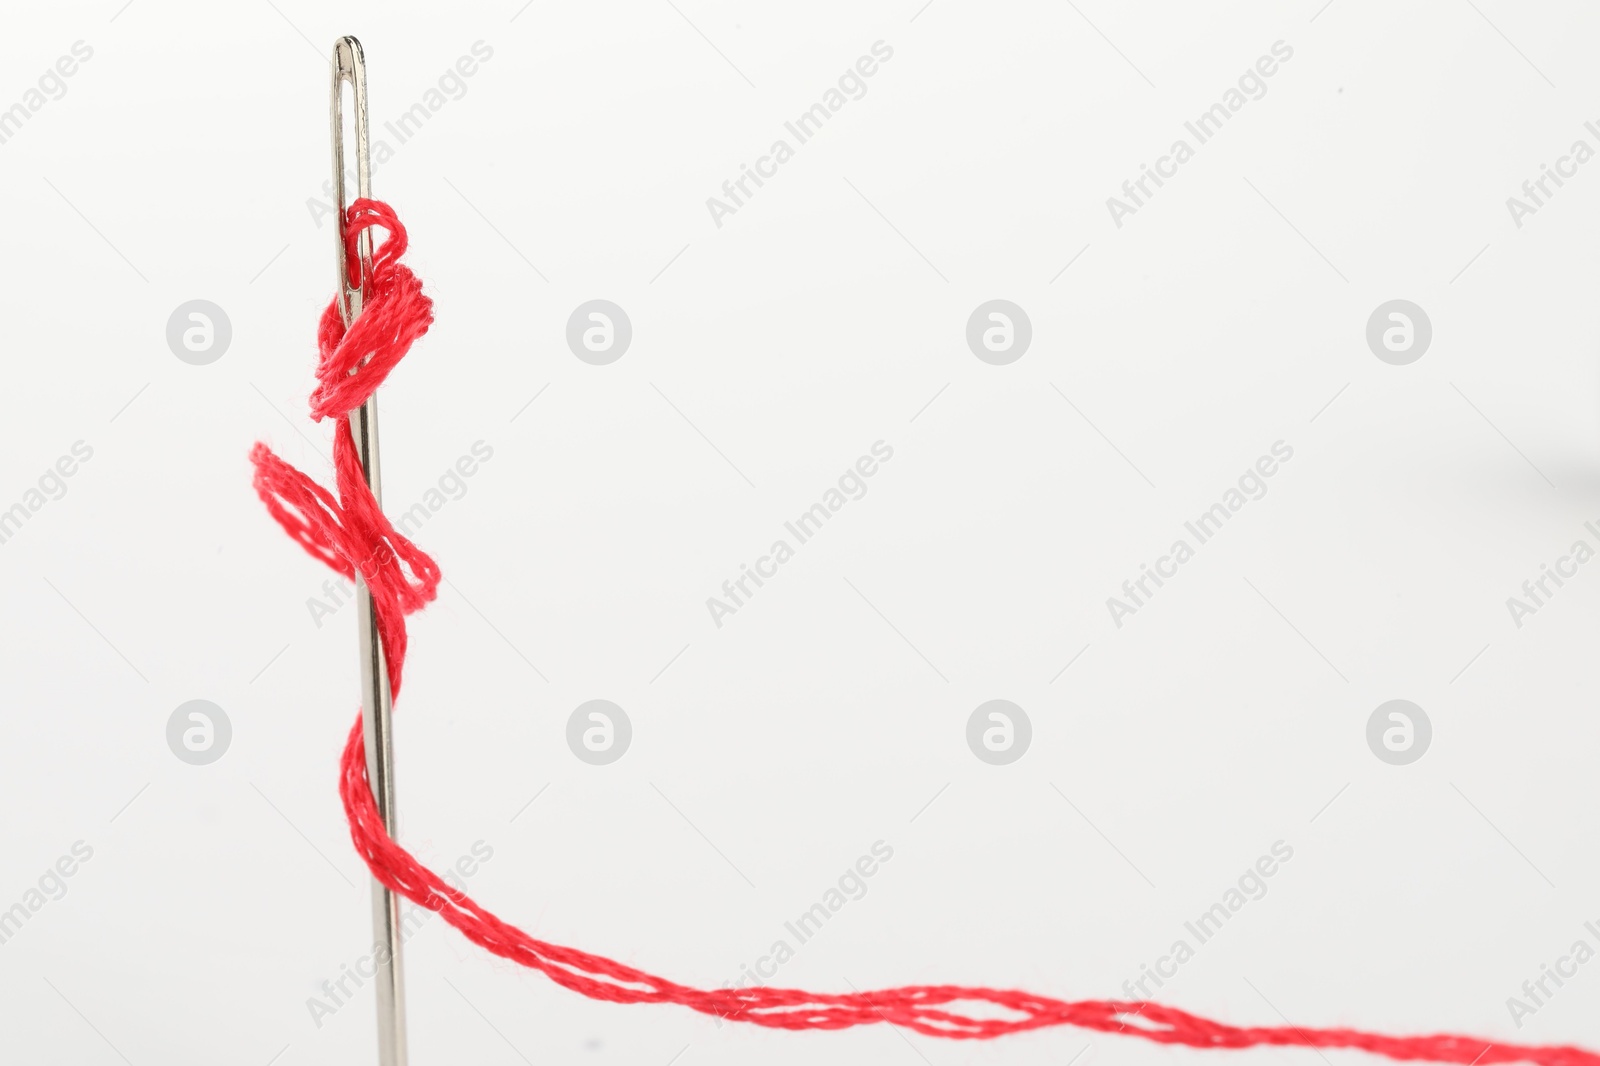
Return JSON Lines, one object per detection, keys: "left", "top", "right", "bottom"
{"left": 250, "top": 201, "right": 1599, "bottom": 1066}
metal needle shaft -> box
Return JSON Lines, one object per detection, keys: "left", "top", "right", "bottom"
{"left": 331, "top": 35, "right": 408, "bottom": 1066}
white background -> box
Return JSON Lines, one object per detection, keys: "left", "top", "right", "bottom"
{"left": 0, "top": 1, "right": 1597, "bottom": 1064}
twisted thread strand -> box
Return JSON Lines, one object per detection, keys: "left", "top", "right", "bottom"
{"left": 248, "top": 200, "right": 1598, "bottom": 1066}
